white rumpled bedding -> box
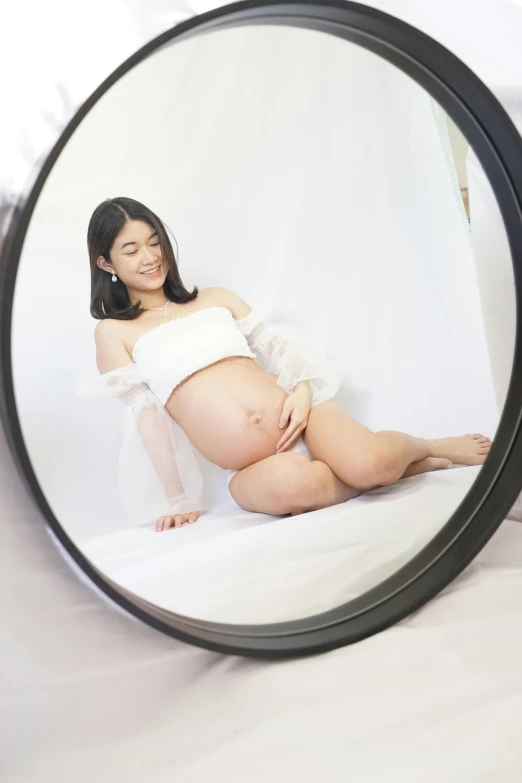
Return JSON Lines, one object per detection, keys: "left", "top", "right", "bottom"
{"left": 4, "top": 451, "right": 522, "bottom": 782}
{"left": 80, "top": 466, "right": 485, "bottom": 624}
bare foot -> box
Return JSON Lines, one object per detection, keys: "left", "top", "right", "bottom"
{"left": 427, "top": 434, "right": 491, "bottom": 466}
{"left": 402, "top": 456, "right": 453, "bottom": 478}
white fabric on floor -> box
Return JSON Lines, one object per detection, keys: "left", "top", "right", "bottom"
{"left": 3, "top": 2, "right": 522, "bottom": 782}
{"left": 4, "top": 429, "right": 522, "bottom": 782}
{"left": 81, "top": 467, "right": 481, "bottom": 623}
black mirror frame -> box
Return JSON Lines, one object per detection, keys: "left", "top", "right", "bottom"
{"left": 1, "top": 0, "right": 522, "bottom": 659}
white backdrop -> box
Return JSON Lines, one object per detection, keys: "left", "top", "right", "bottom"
{"left": 11, "top": 25, "right": 498, "bottom": 539}
{"left": 3, "top": 2, "right": 522, "bottom": 782}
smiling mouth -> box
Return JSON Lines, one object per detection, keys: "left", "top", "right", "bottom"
{"left": 141, "top": 265, "right": 161, "bottom": 276}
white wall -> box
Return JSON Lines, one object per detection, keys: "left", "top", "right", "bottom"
{"left": 11, "top": 25, "right": 498, "bottom": 541}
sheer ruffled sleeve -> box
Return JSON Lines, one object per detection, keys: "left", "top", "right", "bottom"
{"left": 76, "top": 364, "right": 204, "bottom": 528}
{"left": 235, "top": 308, "right": 346, "bottom": 407}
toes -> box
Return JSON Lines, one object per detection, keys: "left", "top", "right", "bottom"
{"left": 471, "top": 434, "right": 491, "bottom": 444}
{"left": 433, "top": 458, "right": 453, "bottom": 470}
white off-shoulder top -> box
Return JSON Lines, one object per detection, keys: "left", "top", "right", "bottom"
{"left": 76, "top": 305, "right": 345, "bottom": 527}
{"left": 131, "top": 306, "right": 255, "bottom": 405}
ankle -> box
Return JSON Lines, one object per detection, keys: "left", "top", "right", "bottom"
{"left": 419, "top": 437, "right": 432, "bottom": 456}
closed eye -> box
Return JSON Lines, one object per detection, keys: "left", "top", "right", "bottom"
{"left": 126, "top": 242, "right": 160, "bottom": 256}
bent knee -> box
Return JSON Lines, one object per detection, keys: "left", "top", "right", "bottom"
{"left": 345, "top": 447, "right": 402, "bottom": 489}
{"left": 269, "top": 455, "right": 332, "bottom": 514}
{"left": 229, "top": 454, "right": 334, "bottom": 516}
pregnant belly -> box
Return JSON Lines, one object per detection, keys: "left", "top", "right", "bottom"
{"left": 165, "top": 357, "right": 290, "bottom": 470}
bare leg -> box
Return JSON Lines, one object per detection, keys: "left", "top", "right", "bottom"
{"left": 229, "top": 451, "right": 455, "bottom": 518}
{"left": 228, "top": 452, "right": 360, "bottom": 516}
{"left": 304, "top": 401, "right": 491, "bottom": 491}
{"left": 401, "top": 456, "right": 453, "bottom": 478}
{"left": 228, "top": 403, "right": 491, "bottom": 517}
{"left": 426, "top": 434, "right": 491, "bottom": 465}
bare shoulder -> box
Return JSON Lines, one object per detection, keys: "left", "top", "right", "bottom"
{"left": 200, "top": 286, "right": 251, "bottom": 319}
{"left": 94, "top": 318, "right": 132, "bottom": 373}
{"left": 94, "top": 318, "right": 126, "bottom": 346}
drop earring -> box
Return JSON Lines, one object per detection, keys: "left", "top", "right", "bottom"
{"left": 111, "top": 274, "right": 117, "bottom": 282}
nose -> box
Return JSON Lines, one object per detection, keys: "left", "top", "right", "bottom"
{"left": 143, "top": 251, "right": 158, "bottom": 265}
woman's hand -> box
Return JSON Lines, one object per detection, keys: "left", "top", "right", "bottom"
{"left": 276, "top": 382, "right": 312, "bottom": 453}
{"left": 155, "top": 511, "right": 200, "bottom": 532}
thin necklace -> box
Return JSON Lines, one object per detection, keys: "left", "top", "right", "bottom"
{"left": 147, "top": 299, "right": 171, "bottom": 317}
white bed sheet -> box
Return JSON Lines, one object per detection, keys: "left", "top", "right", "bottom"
{"left": 80, "top": 466, "right": 483, "bottom": 624}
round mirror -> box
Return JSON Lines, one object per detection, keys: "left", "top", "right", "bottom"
{"left": 2, "top": 0, "right": 522, "bottom": 657}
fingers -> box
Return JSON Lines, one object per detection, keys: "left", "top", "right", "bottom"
{"left": 156, "top": 516, "right": 169, "bottom": 532}
{"left": 276, "top": 419, "right": 304, "bottom": 452}
{"left": 155, "top": 511, "right": 200, "bottom": 532}
{"left": 279, "top": 400, "right": 291, "bottom": 430}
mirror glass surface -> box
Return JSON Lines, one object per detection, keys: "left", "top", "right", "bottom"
{"left": 11, "top": 25, "right": 515, "bottom": 624}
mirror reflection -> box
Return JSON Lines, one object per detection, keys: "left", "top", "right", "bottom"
{"left": 12, "top": 26, "right": 506, "bottom": 624}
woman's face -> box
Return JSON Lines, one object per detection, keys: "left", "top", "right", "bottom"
{"left": 99, "top": 219, "right": 167, "bottom": 291}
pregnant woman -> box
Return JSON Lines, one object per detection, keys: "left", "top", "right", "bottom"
{"left": 78, "top": 197, "right": 491, "bottom": 532}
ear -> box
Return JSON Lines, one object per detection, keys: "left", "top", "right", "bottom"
{"left": 96, "top": 255, "right": 113, "bottom": 274}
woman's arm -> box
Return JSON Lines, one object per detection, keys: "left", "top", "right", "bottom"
{"left": 94, "top": 318, "right": 131, "bottom": 374}
{"left": 95, "top": 321, "right": 183, "bottom": 501}
{"left": 93, "top": 322, "right": 200, "bottom": 530}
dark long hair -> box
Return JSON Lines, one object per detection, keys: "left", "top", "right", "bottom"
{"left": 87, "top": 197, "right": 198, "bottom": 320}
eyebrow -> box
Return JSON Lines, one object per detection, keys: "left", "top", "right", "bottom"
{"left": 121, "top": 230, "right": 158, "bottom": 250}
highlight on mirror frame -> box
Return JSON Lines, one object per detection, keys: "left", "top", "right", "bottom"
{"left": 11, "top": 25, "right": 513, "bottom": 625}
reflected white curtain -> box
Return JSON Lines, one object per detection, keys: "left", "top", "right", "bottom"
{"left": 466, "top": 145, "right": 517, "bottom": 411}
